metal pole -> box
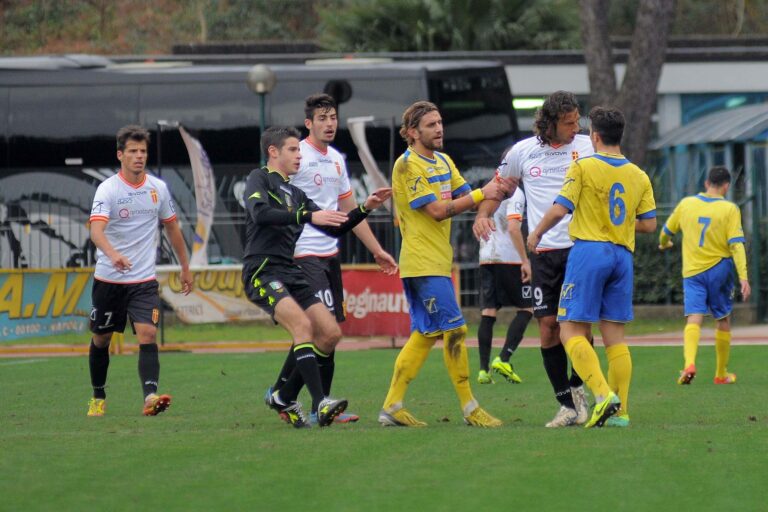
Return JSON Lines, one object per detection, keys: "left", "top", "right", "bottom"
{"left": 156, "top": 121, "right": 166, "bottom": 346}
{"left": 259, "top": 93, "right": 266, "bottom": 166}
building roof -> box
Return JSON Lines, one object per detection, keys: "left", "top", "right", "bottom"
{"left": 651, "top": 103, "right": 768, "bottom": 149}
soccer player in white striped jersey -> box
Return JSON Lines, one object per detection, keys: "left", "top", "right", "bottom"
{"left": 87, "top": 125, "right": 193, "bottom": 418}
{"left": 474, "top": 91, "right": 593, "bottom": 427}
{"left": 267, "top": 93, "right": 397, "bottom": 424}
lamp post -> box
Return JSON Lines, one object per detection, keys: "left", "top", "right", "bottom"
{"left": 246, "top": 64, "right": 277, "bottom": 166}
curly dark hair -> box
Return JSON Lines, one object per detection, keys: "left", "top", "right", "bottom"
{"left": 534, "top": 91, "right": 579, "bottom": 146}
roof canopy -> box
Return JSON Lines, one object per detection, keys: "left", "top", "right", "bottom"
{"left": 652, "top": 103, "right": 768, "bottom": 149}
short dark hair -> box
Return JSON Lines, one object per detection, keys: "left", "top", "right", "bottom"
{"left": 304, "top": 93, "right": 337, "bottom": 120}
{"left": 589, "top": 106, "right": 625, "bottom": 146}
{"left": 260, "top": 126, "right": 301, "bottom": 157}
{"left": 708, "top": 166, "right": 731, "bottom": 186}
{"left": 534, "top": 91, "right": 579, "bottom": 146}
{"left": 400, "top": 101, "right": 439, "bottom": 145}
{"left": 116, "top": 125, "right": 150, "bottom": 152}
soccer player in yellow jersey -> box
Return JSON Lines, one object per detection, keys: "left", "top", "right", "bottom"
{"left": 529, "top": 107, "right": 657, "bottom": 428}
{"left": 659, "top": 166, "right": 751, "bottom": 385}
{"left": 378, "top": 101, "right": 514, "bottom": 428}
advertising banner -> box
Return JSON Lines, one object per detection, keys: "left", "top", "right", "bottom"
{"left": 0, "top": 269, "right": 93, "bottom": 341}
{"left": 179, "top": 126, "right": 216, "bottom": 267}
{"left": 156, "top": 265, "right": 270, "bottom": 323}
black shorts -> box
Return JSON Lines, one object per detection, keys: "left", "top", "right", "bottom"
{"left": 297, "top": 255, "right": 346, "bottom": 323}
{"left": 529, "top": 248, "right": 570, "bottom": 318}
{"left": 242, "top": 257, "right": 321, "bottom": 320}
{"left": 89, "top": 279, "right": 160, "bottom": 335}
{"left": 479, "top": 264, "right": 532, "bottom": 310}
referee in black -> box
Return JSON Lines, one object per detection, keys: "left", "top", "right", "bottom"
{"left": 243, "top": 126, "right": 391, "bottom": 428}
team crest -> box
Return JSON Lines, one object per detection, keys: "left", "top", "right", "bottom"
{"left": 522, "top": 286, "right": 532, "bottom": 299}
{"left": 572, "top": 151, "right": 579, "bottom": 160}
{"left": 407, "top": 176, "right": 425, "bottom": 194}
{"left": 335, "top": 162, "right": 342, "bottom": 176}
{"left": 423, "top": 297, "right": 438, "bottom": 314}
{"left": 150, "top": 189, "right": 158, "bottom": 204}
{"left": 560, "top": 283, "right": 575, "bottom": 301}
{"left": 152, "top": 308, "right": 159, "bottom": 324}
{"left": 269, "top": 281, "right": 284, "bottom": 292}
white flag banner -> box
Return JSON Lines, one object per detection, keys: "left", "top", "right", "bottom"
{"left": 179, "top": 126, "right": 216, "bottom": 266}
{"left": 347, "top": 116, "right": 392, "bottom": 211}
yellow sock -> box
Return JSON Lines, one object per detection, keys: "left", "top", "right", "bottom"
{"left": 564, "top": 336, "right": 611, "bottom": 400}
{"left": 714, "top": 329, "right": 731, "bottom": 378}
{"left": 382, "top": 330, "right": 436, "bottom": 410}
{"left": 683, "top": 323, "right": 700, "bottom": 368}
{"left": 606, "top": 343, "right": 632, "bottom": 416}
{"left": 442, "top": 325, "right": 474, "bottom": 410}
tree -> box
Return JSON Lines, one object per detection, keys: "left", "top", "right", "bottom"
{"left": 580, "top": 0, "right": 676, "bottom": 166}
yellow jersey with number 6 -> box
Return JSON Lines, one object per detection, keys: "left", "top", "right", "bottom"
{"left": 554, "top": 152, "right": 656, "bottom": 252}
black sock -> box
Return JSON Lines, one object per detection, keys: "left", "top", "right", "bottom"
{"left": 279, "top": 344, "right": 325, "bottom": 411}
{"left": 500, "top": 311, "right": 533, "bottom": 363}
{"left": 273, "top": 348, "right": 296, "bottom": 392}
{"left": 568, "top": 335, "right": 593, "bottom": 388}
{"left": 541, "top": 345, "right": 574, "bottom": 409}
{"left": 318, "top": 350, "right": 335, "bottom": 397}
{"left": 477, "top": 315, "right": 495, "bottom": 371}
{"left": 138, "top": 343, "right": 160, "bottom": 398}
{"left": 89, "top": 339, "right": 110, "bottom": 399}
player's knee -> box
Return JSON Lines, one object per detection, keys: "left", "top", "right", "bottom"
{"left": 92, "top": 333, "right": 112, "bottom": 348}
{"left": 317, "top": 323, "right": 342, "bottom": 349}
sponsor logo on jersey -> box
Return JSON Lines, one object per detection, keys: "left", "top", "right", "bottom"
{"left": 116, "top": 197, "right": 133, "bottom": 205}
{"left": 314, "top": 173, "right": 323, "bottom": 186}
{"left": 119, "top": 208, "right": 129, "bottom": 218}
{"left": 128, "top": 190, "right": 147, "bottom": 196}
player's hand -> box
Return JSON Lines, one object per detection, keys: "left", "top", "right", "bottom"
{"left": 110, "top": 253, "right": 132, "bottom": 272}
{"left": 180, "top": 268, "right": 194, "bottom": 296}
{"left": 473, "top": 216, "right": 496, "bottom": 241}
{"left": 311, "top": 210, "right": 348, "bottom": 226}
{"left": 481, "top": 175, "right": 517, "bottom": 201}
{"left": 374, "top": 250, "right": 398, "bottom": 275}
{"left": 658, "top": 240, "right": 674, "bottom": 251}
{"left": 527, "top": 231, "right": 543, "bottom": 253}
{"left": 363, "top": 188, "right": 392, "bottom": 211}
{"left": 521, "top": 260, "right": 532, "bottom": 283}
{"left": 740, "top": 279, "right": 751, "bottom": 302}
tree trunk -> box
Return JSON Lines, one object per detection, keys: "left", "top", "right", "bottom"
{"left": 579, "top": 0, "right": 617, "bottom": 107}
{"left": 616, "top": 0, "right": 676, "bottom": 165}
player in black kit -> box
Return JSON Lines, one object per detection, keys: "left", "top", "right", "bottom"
{"left": 243, "top": 126, "right": 391, "bottom": 428}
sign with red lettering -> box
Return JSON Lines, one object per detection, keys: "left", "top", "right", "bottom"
{"left": 341, "top": 266, "right": 460, "bottom": 337}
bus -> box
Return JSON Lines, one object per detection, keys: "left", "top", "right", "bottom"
{"left": 0, "top": 55, "right": 519, "bottom": 283}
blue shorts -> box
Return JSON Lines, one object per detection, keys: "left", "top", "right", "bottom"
{"left": 402, "top": 276, "right": 465, "bottom": 335}
{"left": 557, "top": 240, "right": 634, "bottom": 323}
{"left": 683, "top": 258, "right": 735, "bottom": 319}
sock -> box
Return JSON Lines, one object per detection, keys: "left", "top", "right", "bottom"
{"left": 279, "top": 343, "right": 326, "bottom": 412}
{"left": 500, "top": 310, "right": 532, "bottom": 362}
{"left": 272, "top": 348, "right": 296, "bottom": 392}
{"left": 477, "top": 315, "right": 495, "bottom": 371}
{"left": 138, "top": 343, "right": 160, "bottom": 398}
{"left": 606, "top": 343, "right": 632, "bottom": 416}
{"left": 89, "top": 339, "right": 110, "bottom": 399}
{"left": 569, "top": 334, "right": 593, "bottom": 387}
{"left": 683, "top": 323, "right": 700, "bottom": 368}
{"left": 382, "top": 330, "right": 436, "bottom": 410}
{"left": 714, "top": 329, "right": 731, "bottom": 378}
{"left": 442, "top": 325, "right": 474, "bottom": 410}
{"left": 563, "top": 336, "right": 611, "bottom": 401}
{"left": 318, "top": 350, "right": 335, "bottom": 397}
{"left": 541, "top": 344, "right": 575, "bottom": 409}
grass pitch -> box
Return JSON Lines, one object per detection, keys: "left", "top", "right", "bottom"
{"left": 1, "top": 345, "right": 765, "bottom": 512}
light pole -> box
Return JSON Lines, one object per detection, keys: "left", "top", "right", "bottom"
{"left": 246, "top": 64, "right": 277, "bottom": 166}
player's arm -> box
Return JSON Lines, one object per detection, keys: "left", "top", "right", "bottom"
{"left": 527, "top": 203, "right": 569, "bottom": 254}
{"left": 162, "top": 219, "right": 193, "bottom": 295}
{"left": 727, "top": 207, "right": 750, "bottom": 300}
{"left": 312, "top": 188, "right": 392, "bottom": 237}
{"left": 339, "top": 193, "right": 397, "bottom": 275}
{"left": 90, "top": 220, "right": 131, "bottom": 272}
{"left": 473, "top": 198, "right": 502, "bottom": 241}
{"left": 658, "top": 203, "right": 681, "bottom": 250}
{"left": 635, "top": 175, "right": 657, "bottom": 233}
{"left": 508, "top": 216, "right": 531, "bottom": 283}
{"left": 424, "top": 175, "right": 514, "bottom": 222}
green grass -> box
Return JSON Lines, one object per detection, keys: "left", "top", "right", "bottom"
{"left": 10, "top": 316, "right": 685, "bottom": 345}
{"left": 1, "top": 345, "right": 766, "bottom": 512}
